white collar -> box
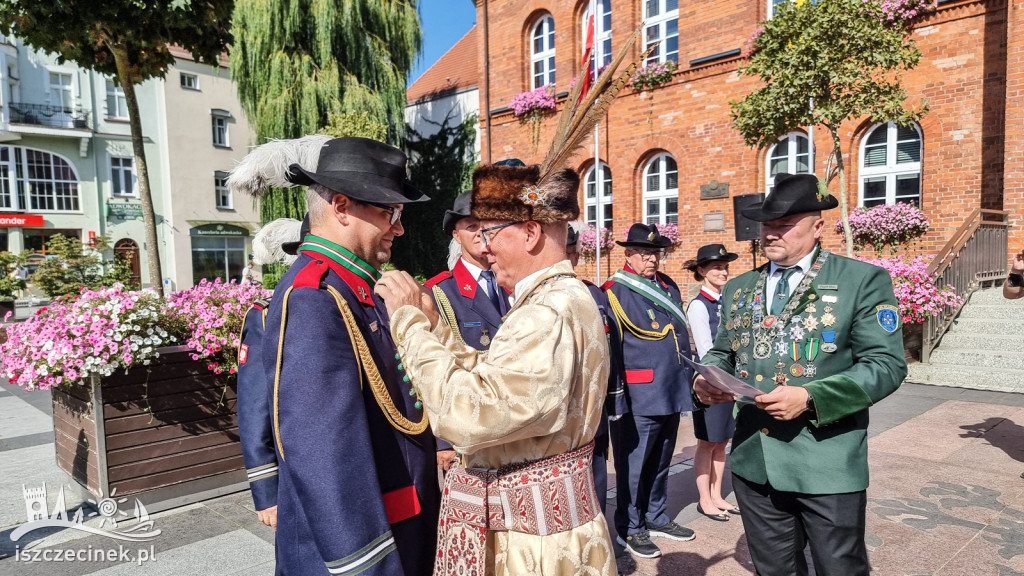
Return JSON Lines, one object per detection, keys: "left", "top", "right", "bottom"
{"left": 459, "top": 258, "right": 485, "bottom": 281}
{"left": 700, "top": 286, "right": 722, "bottom": 300}
{"left": 769, "top": 246, "right": 818, "bottom": 277}
{"left": 508, "top": 266, "right": 553, "bottom": 308}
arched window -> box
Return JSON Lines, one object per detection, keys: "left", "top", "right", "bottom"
{"left": 531, "top": 15, "right": 556, "bottom": 89}
{"left": 0, "top": 146, "right": 80, "bottom": 212}
{"left": 643, "top": 153, "right": 678, "bottom": 225}
{"left": 859, "top": 122, "right": 922, "bottom": 207}
{"left": 581, "top": 0, "right": 612, "bottom": 68}
{"left": 584, "top": 162, "right": 613, "bottom": 229}
{"left": 766, "top": 133, "right": 812, "bottom": 194}
{"left": 643, "top": 0, "right": 679, "bottom": 65}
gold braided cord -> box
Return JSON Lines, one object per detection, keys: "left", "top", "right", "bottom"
{"left": 326, "top": 285, "right": 429, "bottom": 436}
{"left": 272, "top": 287, "right": 294, "bottom": 461}
{"left": 431, "top": 285, "right": 468, "bottom": 347}
{"left": 607, "top": 289, "right": 682, "bottom": 360}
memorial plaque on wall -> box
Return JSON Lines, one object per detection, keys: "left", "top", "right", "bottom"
{"left": 700, "top": 180, "right": 730, "bottom": 200}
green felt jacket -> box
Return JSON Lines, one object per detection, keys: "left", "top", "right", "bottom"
{"left": 701, "top": 250, "right": 907, "bottom": 494}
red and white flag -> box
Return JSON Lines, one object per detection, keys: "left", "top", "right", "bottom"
{"left": 578, "top": 14, "right": 595, "bottom": 104}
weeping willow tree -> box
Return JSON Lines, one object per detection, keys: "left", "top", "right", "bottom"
{"left": 230, "top": 0, "right": 421, "bottom": 224}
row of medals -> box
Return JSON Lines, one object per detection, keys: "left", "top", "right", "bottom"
{"left": 724, "top": 251, "right": 833, "bottom": 387}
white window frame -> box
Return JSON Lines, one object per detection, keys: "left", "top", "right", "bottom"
{"left": 766, "top": 132, "right": 814, "bottom": 194}
{"left": 211, "top": 110, "right": 231, "bottom": 148}
{"left": 215, "top": 171, "right": 232, "bottom": 209}
{"left": 11, "top": 147, "right": 82, "bottom": 213}
{"left": 180, "top": 72, "right": 200, "bottom": 90}
{"left": 643, "top": 0, "right": 679, "bottom": 65}
{"left": 583, "top": 162, "right": 613, "bottom": 229}
{"left": 858, "top": 121, "right": 923, "bottom": 207}
{"left": 768, "top": 0, "right": 792, "bottom": 19}
{"left": 47, "top": 70, "right": 74, "bottom": 110}
{"left": 530, "top": 15, "right": 556, "bottom": 89}
{"left": 643, "top": 153, "right": 679, "bottom": 225}
{"left": 106, "top": 79, "right": 128, "bottom": 119}
{"left": 581, "top": 0, "right": 613, "bottom": 68}
{"left": 109, "top": 155, "right": 137, "bottom": 198}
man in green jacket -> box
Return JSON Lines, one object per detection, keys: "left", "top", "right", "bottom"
{"left": 694, "top": 173, "right": 907, "bottom": 576}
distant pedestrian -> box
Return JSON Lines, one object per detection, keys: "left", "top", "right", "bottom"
{"left": 241, "top": 261, "right": 255, "bottom": 284}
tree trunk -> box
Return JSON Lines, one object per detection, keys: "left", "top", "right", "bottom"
{"left": 831, "top": 127, "right": 854, "bottom": 257}
{"left": 110, "top": 44, "right": 164, "bottom": 297}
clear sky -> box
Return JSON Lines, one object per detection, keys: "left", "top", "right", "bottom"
{"left": 408, "top": 0, "right": 478, "bottom": 86}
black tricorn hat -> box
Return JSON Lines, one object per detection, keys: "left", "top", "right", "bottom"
{"left": 286, "top": 137, "right": 429, "bottom": 205}
{"left": 442, "top": 191, "right": 473, "bottom": 236}
{"left": 616, "top": 222, "right": 673, "bottom": 249}
{"left": 566, "top": 224, "right": 579, "bottom": 246}
{"left": 281, "top": 213, "right": 311, "bottom": 256}
{"left": 741, "top": 173, "right": 838, "bottom": 222}
{"left": 686, "top": 243, "right": 739, "bottom": 271}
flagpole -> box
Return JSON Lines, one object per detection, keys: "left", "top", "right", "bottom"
{"left": 591, "top": 0, "right": 601, "bottom": 284}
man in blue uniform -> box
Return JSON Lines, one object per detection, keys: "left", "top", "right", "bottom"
{"left": 239, "top": 136, "right": 440, "bottom": 576}
{"left": 604, "top": 222, "right": 696, "bottom": 558}
{"left": 425, "top": 190, "right": 511, "bottom": 469}
{"left": 565, "top": 225, "right": 624, "bottom": 512}
{"left": 236, "top": 215, "right": 309, "bottom": 530}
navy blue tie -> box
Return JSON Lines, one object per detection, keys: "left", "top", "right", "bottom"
{"left": 481, "top": 269, "right": 501, "bottom": 311}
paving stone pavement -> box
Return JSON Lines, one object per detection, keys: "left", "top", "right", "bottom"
{"left": 0, "top": 381, "right": 1022, "bottom": 575}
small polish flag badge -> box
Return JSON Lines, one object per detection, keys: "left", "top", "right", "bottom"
{"left": 239, "top": 344, "right": 249, "bottom": 364}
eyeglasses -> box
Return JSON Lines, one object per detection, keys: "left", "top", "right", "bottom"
{"left": 363, "top": 201, "right": 403, "bottom": 226}
{"left": 480, "top": 221, "right": 519, "bottom": 246}
{"left": 633, "top": 248, "right": 666, "bottom": 259}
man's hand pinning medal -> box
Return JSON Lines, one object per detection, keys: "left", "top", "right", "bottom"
{"left": 376, "top": 270, "right": 440, "bottom": 329}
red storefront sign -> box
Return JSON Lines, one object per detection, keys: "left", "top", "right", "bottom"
{"left": 0, "top": 214, "right": 44, "bottom": 227}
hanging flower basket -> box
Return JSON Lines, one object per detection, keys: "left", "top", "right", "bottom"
{"left": 510, "top": 85, "right": 557, "bottom": 148}
{"left": 578, "top": 225, "right": 615, "bottom": 261}
{"left": 835, "top": 203, "right": 929, "bottom": 256}
{"left": 630, "top": 60, "right": 677, "bottom": 92}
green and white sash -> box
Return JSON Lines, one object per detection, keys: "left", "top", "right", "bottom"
{"left": 298, "top": 234, "right": 381, "bottom": 286}
{"left": 609, "top": 270, "right": 688, "bottom": 331}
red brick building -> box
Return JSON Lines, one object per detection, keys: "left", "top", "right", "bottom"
{"left": 472, "top": 0, "right": 1021, "bottom": 287}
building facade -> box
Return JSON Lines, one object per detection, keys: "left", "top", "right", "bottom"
{"left": 474, "top": 0, "right": 1021, "bottom": 287}
{"left": 0, "top": 36, "right": 256, "bottom": 293}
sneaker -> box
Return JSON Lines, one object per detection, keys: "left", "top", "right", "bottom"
{"left": 649, "top": 521, "right": 696, "bottom": 542}
{"left": 617, "top": 531, "right": 661, "bottom": 558}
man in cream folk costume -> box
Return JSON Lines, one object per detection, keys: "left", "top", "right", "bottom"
{"left": 376, "top": 161, "right": 615, "bottom": 575}
{"left": 694, "top": 173, "right": 907, "bottom": 576}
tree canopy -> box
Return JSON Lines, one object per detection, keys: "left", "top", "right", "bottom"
{"left": 730, "top": 0, "right": 930, "bottom": 253}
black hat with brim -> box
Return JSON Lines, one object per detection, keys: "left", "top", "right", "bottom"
{"left": 687, "top": 243, "right": 739, "bottom": 271}
{"left": 741, "top": 173, "right": 838, "bottom": 222}
{"left": 442, "top": 191, "right": 473, "bottom": 236}
{"left": 286, "top": 137, "right": 428, "bottom": 205}
{"left": 566, "top": 224, "right": 579, "bottom": 247}
{"left": 616, "top": 222, "right": 673, "bottom": 249}
{"left": 281, "top": 213, "right": 311, "bottom": 256}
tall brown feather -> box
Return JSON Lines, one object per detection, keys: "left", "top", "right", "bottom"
{"left": 542, "top": 26, "right": 643, "bottom": 176}
{"left": 538, "top": 42, "right": 658, "bottom": 187}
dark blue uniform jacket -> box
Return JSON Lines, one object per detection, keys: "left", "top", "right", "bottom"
{"left": 237, "top": 299, "right": 278, "bottom": 511}
{"left": 264, "top": 251, "right": 440, "bottom": 576}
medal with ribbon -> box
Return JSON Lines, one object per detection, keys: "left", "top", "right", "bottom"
{"left": 821, "top": 330, "right": 837, "bottom": 353}
{"left": 804, "top": 337, "right": 820, "bottom": 378}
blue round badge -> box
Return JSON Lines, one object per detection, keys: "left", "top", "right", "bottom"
{"left": 877, "top": 306, "right": 900, "bottom": 333}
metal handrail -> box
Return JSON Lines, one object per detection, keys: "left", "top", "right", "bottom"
{"left": 921, "top": 209, "right": 1009, "bottom": 363}
{"left": 8, "top": 102, "right": 91, "bottom": 129}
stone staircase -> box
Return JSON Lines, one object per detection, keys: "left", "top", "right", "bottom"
{"left": 907, "top": 287, "right": 1024, "bottom": 393}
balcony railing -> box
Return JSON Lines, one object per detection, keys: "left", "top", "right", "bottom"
{"left": 7, "top": 102, "right": 90, "bottom": 129}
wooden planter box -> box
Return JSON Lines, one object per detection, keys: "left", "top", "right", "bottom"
{"left": 51, "top": 346, "right": 247, "bottom": 512}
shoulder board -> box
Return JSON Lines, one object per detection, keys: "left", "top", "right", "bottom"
{"left": 425, "top": 270, "right": 452, "bottom": 288}
{"left": 581, "top": 279, "right": 596, "bottom": 287}
{"left": 294, "top": 259, "right": 329, "bottom": 289}
{"left": 251, "top": 297, "right": 271, "bottom": 311}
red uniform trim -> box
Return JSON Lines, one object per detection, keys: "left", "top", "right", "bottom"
{"left": 451, "top": 260, "right": 478, "bottom": 299}
{"left": 295, "top": 253, "right": 375, "bottom": 305}
{"left": 425, "top": 270, "right": 452, "bottom": 288}
{"left": 624, "top": 369, "right": 654, "bottom": 384}
{"left": 294, "top": 259, "right": 328, "bottom": 289}
{"left": 382, "top": 485, "right": 421, "bottom": 525}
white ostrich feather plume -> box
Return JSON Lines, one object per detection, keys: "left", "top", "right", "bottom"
{"left": 447, "top": 238, "right": 462, "bottom": 271}
{"left": 251, "top": 218, "right": 303, "bottom": 266}
{"left": 227, "top": 134, "right": 332, "bottom": 196}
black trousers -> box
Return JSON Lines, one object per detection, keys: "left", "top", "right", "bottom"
{"left": 733, "top": 473, "right": 870, "bottom": 576}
